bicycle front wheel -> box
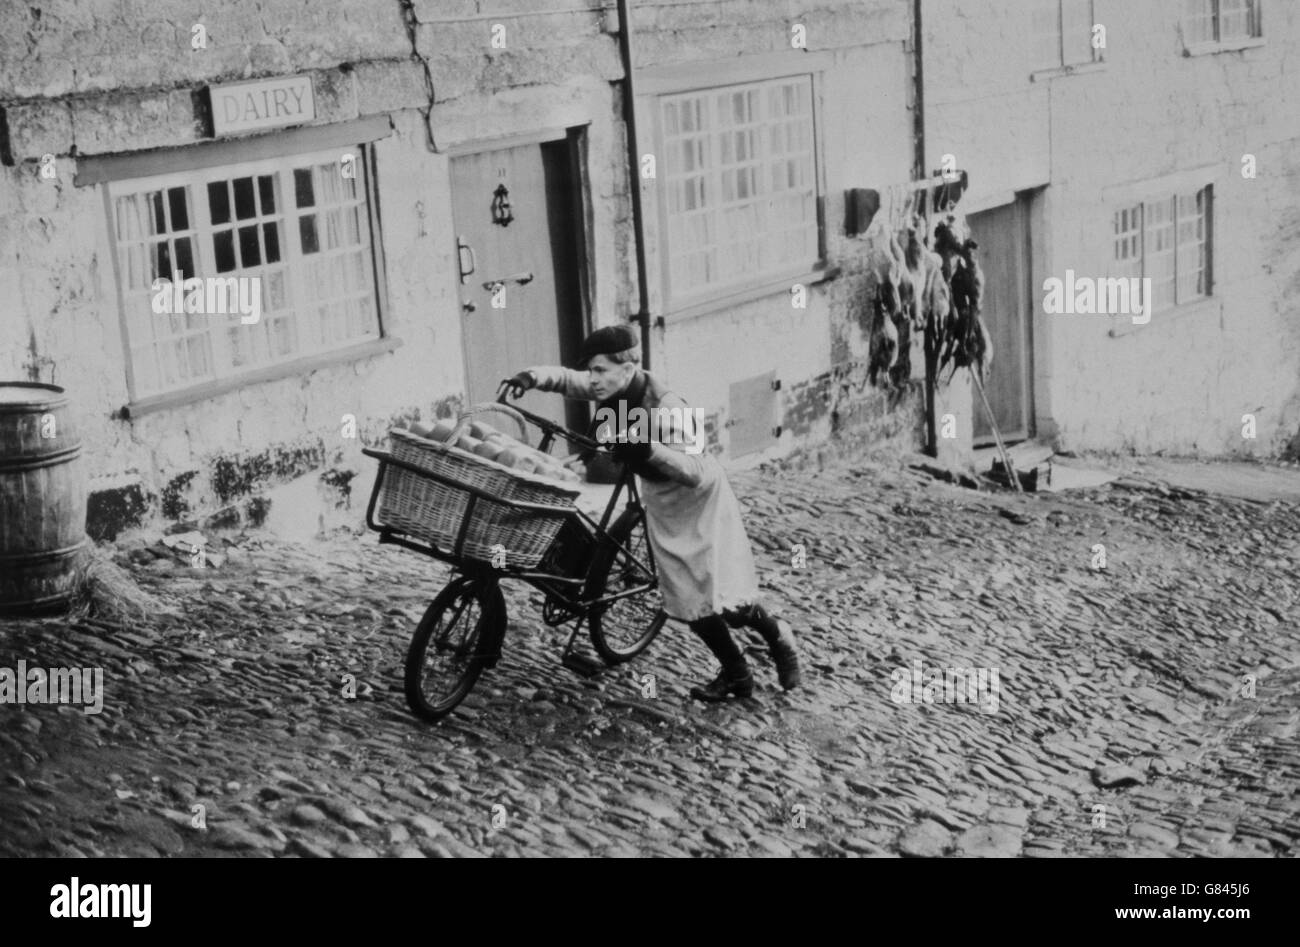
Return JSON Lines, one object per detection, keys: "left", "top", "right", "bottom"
{"left": 585, "top": 506, "right": 667, "bottom": 664}
{"left": 404, "top": 574, "right": 505, "bottom": 722}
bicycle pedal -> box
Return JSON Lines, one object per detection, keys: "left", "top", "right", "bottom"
{"left": 561, "top": 651, "right": 605, "bottom": 678}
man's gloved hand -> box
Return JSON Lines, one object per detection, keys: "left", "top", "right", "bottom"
{"left": 497, "top": 371, "right": 536, "bottom": 400}
{"left": 609, "top": 437, "right": 654, "bottom": 465}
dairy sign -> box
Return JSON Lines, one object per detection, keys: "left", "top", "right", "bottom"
{"left": 210, "top": 76, "right": 315, "bottom": 136}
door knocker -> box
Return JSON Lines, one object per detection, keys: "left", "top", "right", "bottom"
{"left": 491, "top": 184, "right": 514, "bottom": 227}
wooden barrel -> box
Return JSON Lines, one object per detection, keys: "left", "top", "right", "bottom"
{"left": 0, "top": 383, "right": 88, "bottom": 614}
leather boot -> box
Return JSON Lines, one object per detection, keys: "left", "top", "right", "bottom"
{"left": 725, "top": 605, "right": 802, "bottom": 691}
{"left": 768, "top": 626, "right": 802, "bottom": 691}
{"left": 690, "top": 669, "right": 754, "bottom": 702}
{"left": 688, "top": 616, "right": 754, "bottom": 702}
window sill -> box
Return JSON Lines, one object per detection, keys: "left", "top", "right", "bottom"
{"left": 1183, "top": 36, "right": 1265, "bottom": 57}
{"left": 1030, "top": 60, "right": 1106, "bottom": 82}
{"left": 1108, "top": 298, "right": 1218, "bottom": 338}
{"left": 662, "top": 265, "right": 840, "bottom": 324}
{"left": 119, "top": 335, "right": 403, "bottom": 419}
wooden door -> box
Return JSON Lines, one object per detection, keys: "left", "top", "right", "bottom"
{"left": 450, "top": 138, "right": 585, "bottom": 436}
{"left": 969, "top": 197, "right": 1033, "bottom": 444}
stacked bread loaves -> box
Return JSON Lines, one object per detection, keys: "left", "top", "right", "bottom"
{"left": 407, "top": 418, "right": 582, "bottom": 483}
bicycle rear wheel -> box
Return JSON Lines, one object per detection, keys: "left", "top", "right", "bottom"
{"left": 404, "top": 574, "right": 505, "bottom": 721}
{"left": 585, "top": 506, "right": 667, "bottom": 664}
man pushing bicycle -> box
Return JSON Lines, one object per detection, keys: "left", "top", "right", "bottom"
{"left": 499, "top": 325, "right": 802, "bottom": 702}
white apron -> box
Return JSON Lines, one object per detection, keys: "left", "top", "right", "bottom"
{"left": 639, "top": 458, "right": 761, "bottom": 622}
{"left": 528, "top": 365, "right": 761, "bottom": 621}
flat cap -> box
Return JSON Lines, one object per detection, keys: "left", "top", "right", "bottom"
{"left": 577, "top": 324, "right": 640, "bottom": 367}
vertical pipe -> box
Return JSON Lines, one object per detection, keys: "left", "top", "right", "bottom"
{"left": 617, "top": 0, "right": 653, "bottom": 370}
{"left": 912, "top": 0, "right": 926, "bottom": 182}
{"left": 913, "top": 0, "right": 937, "bottom": 455}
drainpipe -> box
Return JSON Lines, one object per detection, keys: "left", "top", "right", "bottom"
{"left": 912, "top": 0, "right": 939, "bottom": 455}
{"left": 616, "top": 0, "right": 653, "bottom": 370}
{"left": 912, "top": 0, "right": 926, "bottom": 181}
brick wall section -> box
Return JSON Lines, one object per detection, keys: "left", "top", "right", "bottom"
{"left": 786, "top": 367, "right": 924, "bottom": 451}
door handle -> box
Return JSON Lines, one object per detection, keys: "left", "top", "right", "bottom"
{"left": 457, "top": 237, "right": 476, "bottom": 284}
{"left": 481, "top": 271, "right": 534, "bottom": 292}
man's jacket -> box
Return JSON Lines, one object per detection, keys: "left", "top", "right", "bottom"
{"left": 526, "top": 366, "right": 707, "bottom": 487}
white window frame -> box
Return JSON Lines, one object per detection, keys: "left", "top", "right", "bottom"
{"left": 1182, "top": 0, "right": 1264, "bottom": 55}
{"left": 1110, "top": 185, "right": 1213, "bottom": 315}
{"left": 78, "top": 117, "right": 396, "bottom": 416}
{"left": 1031, "top": 0, "right": 1105, "bottom": 76}
{"left": 106, "top": 146, "right": 385, "bottom": 404}
{"left": 638, "top": 53, "right": 830, "bottom": 320}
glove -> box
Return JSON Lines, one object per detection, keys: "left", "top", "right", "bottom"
{"left": 609, "top": 437, "right": 654, "bottom": 465}
{"left": 497, "top": 371, "right": 536, "bottom": 400}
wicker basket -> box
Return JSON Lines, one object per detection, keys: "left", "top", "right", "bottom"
{"left": 375, "top": 404, "right": 579, "bottom": 569}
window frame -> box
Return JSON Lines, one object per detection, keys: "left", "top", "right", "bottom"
{"left": 87, "top": 120, "right": 396, "bottom": 416}
{"left": 637, "top": 53, "right": 832, "bottom": 321}
{"left": 1181, "top": 0, "right": 1265, "bottom": 55}
{"left": 1109, "top": 184, "right": 1214, "bottom": 317}
{"left": 1030, "top": 0, "right": 1106, "bottom": 79}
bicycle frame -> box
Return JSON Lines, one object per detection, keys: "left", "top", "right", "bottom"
{"left": 362, "top": 396, "right": 658, "bottom": 621}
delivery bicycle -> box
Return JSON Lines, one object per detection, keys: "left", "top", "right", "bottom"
{"left": 362, "top": 392, "right": 667, "bottom": 722}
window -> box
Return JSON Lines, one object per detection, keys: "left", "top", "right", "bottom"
{"left": 109, "top": 146, "right": 381, "bottom": 399}
{"left": 1032, "top": 0, "right": 1101, "bottom": 71}
{"left": 1183, "top": 0, "right": 1262, "bottom": 47}
{"left": 657, "top": 74, "right": 820, "bottom": 305}
{"left": 1111, "top": 186, "right": 1211, "bottom": 313}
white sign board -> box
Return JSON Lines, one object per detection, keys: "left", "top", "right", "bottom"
{"left": 210, "top": 76, "right": 316, "bottom": 136}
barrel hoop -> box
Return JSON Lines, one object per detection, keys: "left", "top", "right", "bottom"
{"left": 0, "top": 381, "right": 68, "bottom": 406}
{"left": 0, "top": 591, "right": 78, "bottom": 614}
{"left": 0, "top": 401, "right": 70, "bottom": 416}
{"left": 0, "top": 444, "right": 82, "bottom": 471}
{"left": 0, "top": 539, "right": 88, "bottom": 564}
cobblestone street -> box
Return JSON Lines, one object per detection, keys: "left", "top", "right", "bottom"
{"left": 2, "top": 447, "right": 1298, "bottom": 858}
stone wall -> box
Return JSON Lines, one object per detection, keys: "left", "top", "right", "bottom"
{"left": 1, "top": 0, "right": 926, "bottom": 539}
{"left": 925, "top": 0, "right": 1300, "bottom": 457}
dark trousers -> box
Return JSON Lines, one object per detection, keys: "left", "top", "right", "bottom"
{"left": 687, "top": 603, "right": 782, "bottom": 672}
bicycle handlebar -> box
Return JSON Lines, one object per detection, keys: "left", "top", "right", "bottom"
{"left": 496, "top": 387, "right": 605, "bottom": 452}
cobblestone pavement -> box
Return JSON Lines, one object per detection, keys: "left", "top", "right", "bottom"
{"left": 2, "top": 447, "right": 1298, "bottom": 858}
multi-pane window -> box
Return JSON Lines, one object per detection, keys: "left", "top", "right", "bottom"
{"left": 1174, "top": 191, "right": 1210, "bottom": 302}
{"left": 1144, "top": 197, "right": 1176, "bottom": 311}
{"left": 1113, "top": 204, "right": 1144, "bottom": 283}
{"left": 110, "top": 147, "right": 380, "bottom": 399}
{"left": 1183, "top": 0, "right": 1262, "bottom": 46}
{"left": 1111, "top": 187, "right": 1211, "bottom": 314}
{"left": 659, "top": 75, "right": 819, "bottom": 303}
{"left": 1032, "top": 0, "right": 1101, "bottom": 71}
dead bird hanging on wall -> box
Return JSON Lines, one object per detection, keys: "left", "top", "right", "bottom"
{"left": 869, "top": 209, "right": 992, "bottom": 391}
{"left": 933, "top": 217, "right": 993, "bottom": 384}
{"left": 868, "top": 256, "right": 902, "bottom": 387}
{"left": 893, "top": 216, "right": 952, "bottom": 381}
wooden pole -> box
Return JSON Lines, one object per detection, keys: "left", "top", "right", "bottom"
{"left": 972, "top": 369, "right": 1022, "bottom": 494}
